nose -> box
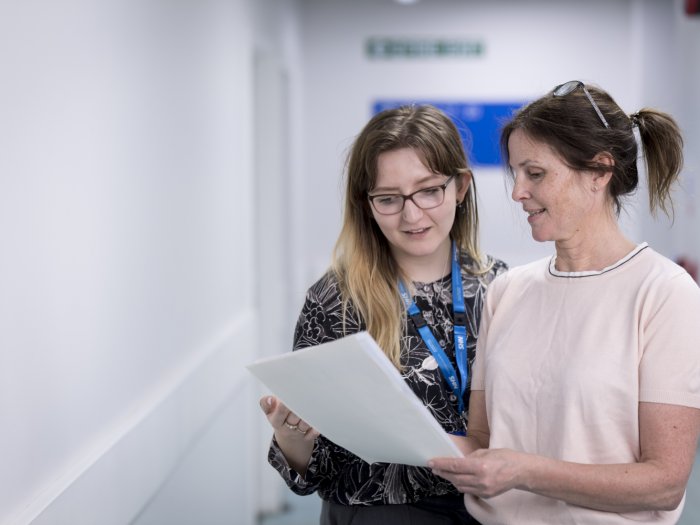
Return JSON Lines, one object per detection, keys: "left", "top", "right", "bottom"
{"left": 511, "top": 173, "right": 530, "bottom": 202}
{"left": 401, "top": 197, "right": 424, "bottom": 221}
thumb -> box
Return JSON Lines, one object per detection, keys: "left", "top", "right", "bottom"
{"left": 259, "top": 395, "right": 276, "bottom": 415}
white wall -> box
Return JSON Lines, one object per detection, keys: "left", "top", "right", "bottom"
{"left": 250, "top": 0, "right": 306, "bottom": 516}
{"left": 296, "top": 0, "right": 698, "bottom": 275}
{"left": 0, "top": 0, "right": 260, "bottom": 523}
{"left": 632, "top": 0, "right": 700, "bottom": 267}
{"left": 633, "top": 0, "right": 699, "bottom": 258}
{"left": 681, "top": 4, "right": 700, "bottom": 268}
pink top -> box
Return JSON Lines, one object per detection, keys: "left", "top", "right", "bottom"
{"left": 468, "top": 244, "right": 700, "bottom": 524}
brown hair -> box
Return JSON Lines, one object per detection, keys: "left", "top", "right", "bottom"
{"left": 500, "top": 83, "right": 684, "bottom": 216}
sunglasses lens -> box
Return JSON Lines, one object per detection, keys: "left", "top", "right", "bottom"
{"left": 553, "top": 81, "right": 580, "bottom": 96}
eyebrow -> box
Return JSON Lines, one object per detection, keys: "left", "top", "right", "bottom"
{"left": 516, "top": 159, "right": 537, "bottom": 168}
{"left": 371, "top": 174, "right": 445, "bottom": 193}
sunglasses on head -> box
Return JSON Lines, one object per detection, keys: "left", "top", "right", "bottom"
{"left": 553, "top": 80, "right": 610, "bottom": 129}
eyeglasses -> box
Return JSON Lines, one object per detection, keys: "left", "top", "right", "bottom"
{"left": 553, "top": 80, "right": 609, "bottom": 129}
{"left": 368, "top": 175, "right": 456, "bottom": 215}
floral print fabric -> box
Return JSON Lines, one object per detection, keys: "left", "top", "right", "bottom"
{"left": 268, "top": 252, "right": 507, "bottom": 505}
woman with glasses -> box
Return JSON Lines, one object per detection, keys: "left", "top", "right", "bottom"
{"left": 429, "top": 81, "right": 700, "bottom": 524}
{"left": 259, "top": 104, "right": 507, "bottom": 524}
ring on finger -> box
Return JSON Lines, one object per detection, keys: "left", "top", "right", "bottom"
{"left": 284, "top": 422, "right": 299, "bottom": 431}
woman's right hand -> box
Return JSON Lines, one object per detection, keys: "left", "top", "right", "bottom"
{"left": 259, "top": 395, "right": 319, "bottom": 440}
{"left": 259, "top": 395, "right": 319, "bottom": 475}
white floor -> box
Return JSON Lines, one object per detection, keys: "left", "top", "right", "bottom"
{"left": 259, "top": 448, "right": 700, "bottom": 524}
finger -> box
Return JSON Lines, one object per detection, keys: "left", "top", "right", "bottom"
{"left": 296, "top": 420, "right": 310, "bottom": 433}
{"left": 265, "top": 399, "right": 291, "bottom": 426}
{"left": 428, "top": 457, "right": 465, "bottom": 473}
{"left": 259, "top": 395, "right": 276, "bottom": 415}
{"left": 285, "top": 414, "right": 302, "bottom": 427}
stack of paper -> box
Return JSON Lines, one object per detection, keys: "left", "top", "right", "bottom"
{"left": 246, "top": 331, "right": 463, "bottom": 466}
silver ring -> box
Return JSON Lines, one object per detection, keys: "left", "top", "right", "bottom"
{"left": 295, "top": 426, "right": 308, "bottom": 435}
{"left": 284, "top": 422, "right": 298, "bottom": 431}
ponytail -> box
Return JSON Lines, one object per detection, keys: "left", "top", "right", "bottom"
{"left": 633, "top": 109, "right": 684, "bottom": 217}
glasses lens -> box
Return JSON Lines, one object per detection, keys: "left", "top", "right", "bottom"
{"left": 372, "top": 195, "right": 403, "bottom": 214}
{"left": 412, "top": 187, "right": 445, "bottom": 209}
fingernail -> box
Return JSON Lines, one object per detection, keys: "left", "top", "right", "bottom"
{"left": 266, "top": 396, "right": 273, "bottom": 406}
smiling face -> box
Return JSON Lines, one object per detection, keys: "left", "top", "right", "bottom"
{"left": 370, "top": 147, "right": 466, "bottom": 277}
{"left": 508, "top": 129, "right": 598, "bottom": 244}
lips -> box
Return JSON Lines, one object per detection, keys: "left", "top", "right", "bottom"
{"left": 405, "top": 227, "right": 430, "bottom": 234}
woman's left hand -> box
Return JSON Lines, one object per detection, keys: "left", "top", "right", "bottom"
{"left": 429, "top": 448, "right": 527, "bottom": 498}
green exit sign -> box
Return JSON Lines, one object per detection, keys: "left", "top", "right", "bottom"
{"left": 366, "top": 38, "right": 484, "bottom": 59}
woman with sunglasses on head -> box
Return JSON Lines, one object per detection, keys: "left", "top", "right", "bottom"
{"left": 429, "top": 81, "right": 700, "bottom": 524}
{"left": 259, "top": 104, "right": 507, "bottom": 525}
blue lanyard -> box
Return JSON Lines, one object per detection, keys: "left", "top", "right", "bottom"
{"left": 398, "top": 241, "right": 469, "bottom": 415}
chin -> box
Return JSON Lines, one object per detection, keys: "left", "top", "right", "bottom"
{"left": 530, "top": 230, "right": 553, "bottom": 243}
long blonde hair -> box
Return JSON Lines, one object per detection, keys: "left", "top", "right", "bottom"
{"left": 332, "top": 105, "right": 487, "bottom": 368}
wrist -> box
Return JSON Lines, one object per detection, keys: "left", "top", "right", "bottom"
{"left": 515, "top": 451, "right": 541, "bottom": 492}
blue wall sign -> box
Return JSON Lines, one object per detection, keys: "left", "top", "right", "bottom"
{"left": 372, "top": 100, "right": 526, "bottom": 167}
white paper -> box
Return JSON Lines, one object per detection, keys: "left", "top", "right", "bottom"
{"left": 246, "top": 331, "right": 463, "bottom": 466}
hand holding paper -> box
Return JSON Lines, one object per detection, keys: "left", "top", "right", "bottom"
{"left": 247, "top": 332, "right": 463, "bottom": 467}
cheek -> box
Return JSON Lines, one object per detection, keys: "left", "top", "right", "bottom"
{"left": 550, "top": 188, "right": 588, "bottom": 224}
{"left": 371, "top": 213, "right": 396, "bottom": 237}
{"left": 435, "top": 203, "right": 458, "bottom": 227}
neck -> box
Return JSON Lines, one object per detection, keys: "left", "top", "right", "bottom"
{"left": 554, "top": 224, "right": 635, "bottom": 272}
{"left": 396, "top": 239, "right": 452, "bottom": 283}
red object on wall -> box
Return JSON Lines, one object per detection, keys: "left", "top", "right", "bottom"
{"left": 686, "top": 0, "right": 700, "bottom": 15}
{"left": 676, "top": 256, "right": 699, "bottom": 283}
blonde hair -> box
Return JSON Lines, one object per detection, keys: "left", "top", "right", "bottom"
{"left": 332, "top": 105, "right": 487, "bottom": 368}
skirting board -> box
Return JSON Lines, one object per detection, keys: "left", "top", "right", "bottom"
{"left": 8, "top": 309, "right": 256, "bottom": 525}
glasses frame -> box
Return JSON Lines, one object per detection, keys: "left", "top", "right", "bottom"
{"left": 553, "top": 80, "right": 610, "bottom": 129}
{"left": 368, "top": 174, "right": 456, "bottom": 215}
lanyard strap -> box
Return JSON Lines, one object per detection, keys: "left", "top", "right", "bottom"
{"left": 398, "top": 241, "right": 468, "bottom": 415}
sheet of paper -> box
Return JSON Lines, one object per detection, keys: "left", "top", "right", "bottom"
{"left": 246, "top": 331, "right": 463, "bottom": 466}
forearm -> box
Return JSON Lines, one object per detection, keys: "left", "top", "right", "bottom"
{"left": 450, "top": 434, "right": 483, "bottom": 456}
{"left": 519, "top": 454, "right": 686, "bottom": 512}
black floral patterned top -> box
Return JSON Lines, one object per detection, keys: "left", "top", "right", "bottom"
{"left": 268, "top": 251, "right": 508, "bottom": 505}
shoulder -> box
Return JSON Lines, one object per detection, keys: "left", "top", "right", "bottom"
{"left": 459, "top": 252, "right": 509, "bottom": 286}
{"left": 304, "top": 270, "right": 342, "bottom": 304}
{"left": 635, "top": 247, "right": 700, "bottom": 304}
{"left": 639, "top": 246, "right": 692, "bottom": 278}
{"left": 483, "top": 255, "right": 509, "bottom": 282}
{"left": 486, "top": 256, "right": 550, "bottom": 298}
{"left": 294, "top": 270, "right": 359, "bottom": 350}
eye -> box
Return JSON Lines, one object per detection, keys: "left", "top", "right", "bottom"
{"left": 418, "top": 186, "right": 441, "bottom": 196}
{"left": 527, "top": 171, "right": 544, "bottom": 180}
{"left": 375, "top": 195, "right": 401, "bottom": 205}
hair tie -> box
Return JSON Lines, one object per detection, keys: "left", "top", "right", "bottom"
{"left": 630, "top": 112, "right": 640, "bottom": 127}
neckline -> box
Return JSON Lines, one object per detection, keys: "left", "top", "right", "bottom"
{"left": 548, "top": 242, "right": 649, "bottom": 278}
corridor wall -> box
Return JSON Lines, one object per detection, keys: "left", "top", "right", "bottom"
{"left": 0, "top": 0, "right": 266, "bottom": 523}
